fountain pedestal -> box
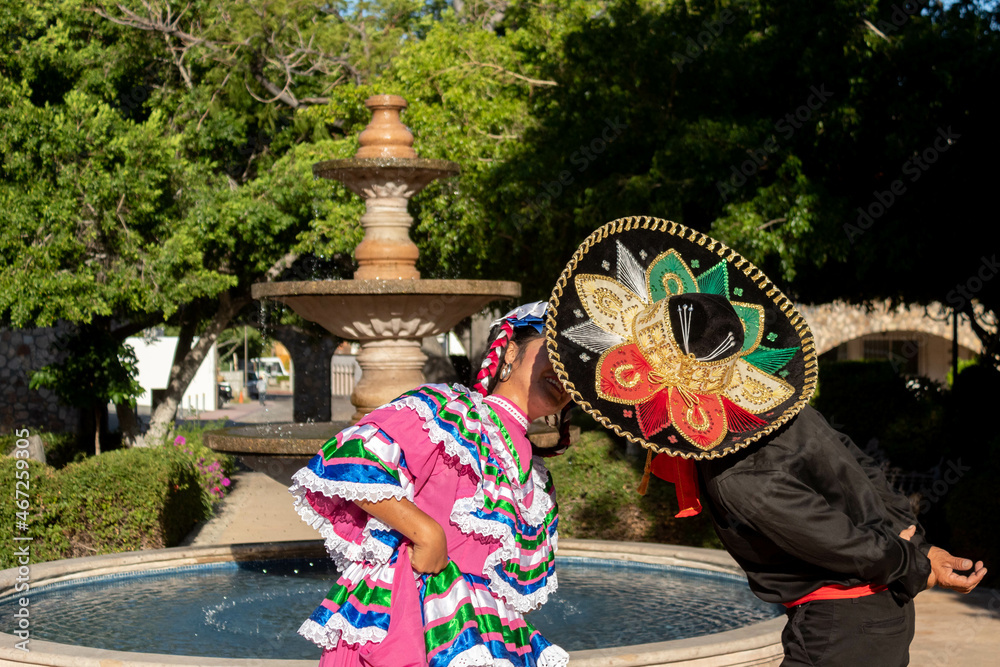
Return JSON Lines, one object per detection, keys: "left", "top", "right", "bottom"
{"left": 353, "top": 339, "right": 426, "bottom": 420}
{"left": 249, "top": 94, "right": 519, "bottom": 424}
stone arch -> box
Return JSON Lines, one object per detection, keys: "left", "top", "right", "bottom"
{"left": 796, "top": 301, "right": 982, "bottom": 356}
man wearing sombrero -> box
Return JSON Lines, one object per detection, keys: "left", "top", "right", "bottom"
{"left": 546, "top": 216, "right": 986, "bottom": 665}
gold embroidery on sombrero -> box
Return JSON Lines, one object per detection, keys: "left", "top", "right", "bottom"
{"left": 724, "top": 360, "right": 794, "bottom": 412}
{"left": 613, "top": 363, "right": 642, "bottom": 389}
{"left": 582, "top": 247, "right": 787, "bottom": 449}
{"left": 550, "top": 220, "right": 812, "bottom": 457}
{"left": 575, "top": 273, "right": 645, "bottom": 338}
{"left": 667, "top": 388, "right": 728, "bottom": 450}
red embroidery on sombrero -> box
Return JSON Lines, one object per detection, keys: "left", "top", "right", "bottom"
{"left": 721, "top": 396, "right": 767, "bottom": 432}
{"left": 667, "top": 389, "right": 727, "bottom": 450}
{"left": 637, "top": 389, "right": 670, "bottom": 438}
{"left": 597, "top": 343, "right": 661, "bottom": 404}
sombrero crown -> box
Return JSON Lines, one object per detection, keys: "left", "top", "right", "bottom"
{"left": 545, "top": 217, "right": 818, "bottom": 459}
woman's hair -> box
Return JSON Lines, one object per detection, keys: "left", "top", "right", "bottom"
{"left": 473, "top": 322, "right": 573, "bottom": 456}
{"left": 475, "top": 324, "right": 544, "bottom": 394}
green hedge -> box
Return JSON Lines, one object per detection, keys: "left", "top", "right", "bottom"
{"left": 0, "top": 431, "right": 82, "bottom": 469}
{"left": 546, "top": 431, "right": 721, "bottom": 548}
{"left": 811, "top": 360, "right": 945, "bottom": 470}
{"left": 0, "top": 447, "right": 206, "bottom": 569}
{"left": 0, "top": 458, "right": 67, "bottom": 566}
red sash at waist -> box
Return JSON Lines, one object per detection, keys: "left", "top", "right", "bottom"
{"left": 784, "top": 583, "right": 889, "bottom": 608}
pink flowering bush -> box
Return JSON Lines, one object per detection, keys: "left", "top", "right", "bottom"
{"left": 170, "top": 430, "right": 235, "bottom": 513}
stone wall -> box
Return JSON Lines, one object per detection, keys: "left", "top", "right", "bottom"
{"left": 0, "top": 324, "right": 80, "bottom": 435}
{"left": 796, "top": 300, "right": 982, "bottom": 355}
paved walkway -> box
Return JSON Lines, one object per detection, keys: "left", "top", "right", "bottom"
{"left": 184, "top": 399, "right": 1000, "bottom": 666}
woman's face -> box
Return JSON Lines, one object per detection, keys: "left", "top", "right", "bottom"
{"left": 495, "top": 337, "right": 571, "bottom": 421}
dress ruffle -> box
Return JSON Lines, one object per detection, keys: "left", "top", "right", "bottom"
{"left": 288, "top": 384, "right": 564, "bottom": 666}
{"left": 390, "top": 385, "right": 559, "bottom": 612}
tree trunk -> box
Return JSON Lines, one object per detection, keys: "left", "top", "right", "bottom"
{"left": 138, "top": 293, "right": 250, "bottom": 447}
{"left": 115, "top": 401, "right": 141, "bottom": 447}
{"left": 94, "top": 405, "right": 102, "bottom": 455}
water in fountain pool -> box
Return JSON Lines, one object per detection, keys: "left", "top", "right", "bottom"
{"left": 0, "top": 557, "right": 781, "bottom": 659}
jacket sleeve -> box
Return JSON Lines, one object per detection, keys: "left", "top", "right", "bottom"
{"left": 837, "top": 431, "right": 933, "bottom": 557}
{"left": 720, "top": 470, "right": 931, "bottom": 602}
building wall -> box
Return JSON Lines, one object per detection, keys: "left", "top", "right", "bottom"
{"left": 127, "top": 337, "right": 218, "bottom": 412}
{"left": 0, "top": 325, "right": 80, "bottom": 435}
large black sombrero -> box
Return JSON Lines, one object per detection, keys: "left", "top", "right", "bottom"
{"left": 545, "top": 217, "right": 818, "bottom": 460}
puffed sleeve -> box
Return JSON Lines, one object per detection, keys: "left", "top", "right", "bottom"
{"left": 289, "top": 422, "right": 414, "bottom": 568}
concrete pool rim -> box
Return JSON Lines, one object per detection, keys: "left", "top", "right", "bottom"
{"left": 0, "top": 539, "right": 783, "bottom": 667}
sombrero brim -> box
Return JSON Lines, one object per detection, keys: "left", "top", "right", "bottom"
{"left": 545, "top": 216, "right": 818, "bottom": 460}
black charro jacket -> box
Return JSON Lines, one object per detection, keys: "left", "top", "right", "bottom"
{"left": 698, "top": 406, "right": 932, "bottom": 605}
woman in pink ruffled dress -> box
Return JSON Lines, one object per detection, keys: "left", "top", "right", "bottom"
{"left": 290, "top": 302, "right": 573, "bottom": 667}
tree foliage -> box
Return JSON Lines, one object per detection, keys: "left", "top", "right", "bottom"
{"left": 1, "top": 0, "right": 998, "bottom": 446}
{"left": 487, "top": 0, "right": 999, "bottom": 364}
{"left": 27, "top": 328, "right": 145, "bottom": 454}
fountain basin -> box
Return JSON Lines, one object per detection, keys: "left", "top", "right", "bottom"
{"left": 252, "top": 279, "right": 520, "bottom": 340}
{"left": 313, "top": 157, "right": 460, "bottom": 196}
{"left": 204, "top": 422, "right": 582, "bottom": 485}
{"left": 0, "top": 540, "right": 783, "bottom": 667}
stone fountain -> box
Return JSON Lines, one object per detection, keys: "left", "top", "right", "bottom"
{"left": 205, "top": 95, "right": 521, "bottom": 476}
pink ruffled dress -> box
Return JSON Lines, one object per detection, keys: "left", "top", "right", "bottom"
{"left": 289, "top": 383, "right": 568, "bottom": 667}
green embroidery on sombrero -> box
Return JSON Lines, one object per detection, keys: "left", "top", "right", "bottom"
{"left": 731, "top": 302, "right": 764, "bottom": 355}
{"left": 744, "top": 345, "right": 799, "bottom": 374}
{"left": 696, "top": 261, "right": 730, "bottom": 299}
{"left": 647, "top": 250, "right": 698, "bottom": 301}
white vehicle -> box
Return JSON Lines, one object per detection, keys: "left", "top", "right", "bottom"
{"left": 251, "top": 357, "right": 288, "bottom": 377}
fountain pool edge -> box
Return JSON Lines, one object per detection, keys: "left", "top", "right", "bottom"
{"left": 0, "top": 539, "right": 783, "bottom": 667}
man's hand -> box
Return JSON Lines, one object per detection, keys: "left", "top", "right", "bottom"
{"left": 926, "top": 546, "right": 987, "bottom": 593}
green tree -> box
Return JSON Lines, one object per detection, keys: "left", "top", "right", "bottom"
{"left": 4, "top": 0, "right": 996, "bottom": 452}
{"left": 28, "top": 328, "right": 145, "bottom": 455}
{"left": 0, "top": 0, "right": 549, "bottom": 443}
{"left": 488, "top": 0, "right": 999, "bottom": 367}
{"left": 0, "top": 0, "right": 365, "bottom": 444}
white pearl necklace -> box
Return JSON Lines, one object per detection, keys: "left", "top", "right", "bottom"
{"left": 484, "top": 395, "right": 530, "bottom": 431}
